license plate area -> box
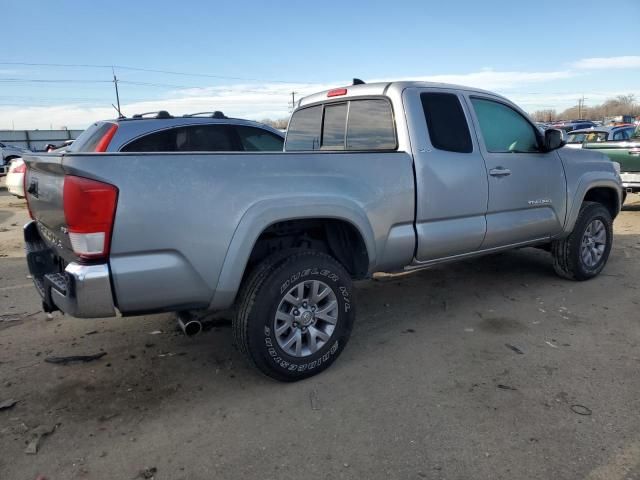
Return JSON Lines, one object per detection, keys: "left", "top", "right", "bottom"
{"left": 24, "top": 221, "right": 67, "bottom": 311}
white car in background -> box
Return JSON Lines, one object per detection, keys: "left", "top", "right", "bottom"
{"left": 1, "top": 142, "right": 30, "bottom": 176}
{"left": 564, "top": 125, "right": 637, "bottom": 149}
{"left": 6, "top": 158, "right": 25, "bottom": 198}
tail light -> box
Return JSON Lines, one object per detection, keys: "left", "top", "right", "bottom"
{"left": 13, "top": 162, "right": 26, "bottom": 174}
{"left": 327, "top": 88, "right": 347, "bottom": 97}
{"left": 24, "top": 163, "right": 34, "bottom": 220}
{"left": 63, "top": 176, "right": 118, "bottom": 259}
{"left": 94, "top": 123, "right": 118, "bottom": 152}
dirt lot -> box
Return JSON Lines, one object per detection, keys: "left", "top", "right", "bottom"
{"left": 1, "top": 180, "right": 640, "bottom": 480}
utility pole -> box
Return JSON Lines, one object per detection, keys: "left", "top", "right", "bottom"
{"left": 578, "top": 97, "right": 582, "bottom": 119}
{"left": 578, "top": 95, "right": 587, "bottom": 119}
{"left": 112, "top": 67, "right": 122, "bottom": 118}
{"left": 289, "top": 91, "right": 298, "bottom": 112}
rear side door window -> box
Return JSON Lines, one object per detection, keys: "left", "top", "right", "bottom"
{"left": 182, "top": 125, "right": 235, "bottom": 151}
{"left": 235, "top": 126, "right": 284, "bottom": 151}
{"left": 121, "top": 128, "right": 179, "bottom": 152}
{"left": 471, "top": 98, "right": 540, "bottom": 153}
{"left": 420, "top": 92, "right": 472, "bottom": 153}
{"left": 121, "top": 125, "right": 237, "bottom": 152}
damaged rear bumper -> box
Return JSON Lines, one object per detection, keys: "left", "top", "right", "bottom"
{"left": 24, "top": 220, "right": 116, "bottom": 318}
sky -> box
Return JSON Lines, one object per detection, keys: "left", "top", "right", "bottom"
{"left": 1, "top": 0, "right": 639, "bottom": 130}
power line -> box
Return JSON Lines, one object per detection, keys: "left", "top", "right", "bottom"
{"left": 0, "top": 78, "right": 112, "bottom": 84}
{"left": 0, "top": 61, "right": 311, "bottom": 84}
{"left": 0, "top": 94, "right": 137, "bottom": 101}
{"left": 0, "top": 61, "right": 114, "bottom": 68}
{"left": 0, "top": 77, "right": 293, "bottom": 94}
{"left": 119, "top": 80, "right": 287, "bottom": 94}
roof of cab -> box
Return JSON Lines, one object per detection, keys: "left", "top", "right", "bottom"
{"left": 297, "top": 81, "right": 507, "bottom": 108}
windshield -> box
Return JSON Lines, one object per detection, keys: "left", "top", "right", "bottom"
{"left": 566, "top": 131, "right": 607, "bottom": 143}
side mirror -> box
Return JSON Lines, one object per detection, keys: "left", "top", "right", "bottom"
{"left": 544, "top": 128, "right": 566, "bottom": 151}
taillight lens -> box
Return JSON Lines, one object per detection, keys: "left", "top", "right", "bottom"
{"left": 13, "top": 162, "right": 26, "bottom": 174}
{"left": 24, "top": 163, "right": 34, "bottom": 219}
{"left": 327, "top": 88, "right": 347, "bottom": 97}
{"left": 63, "top": 176, "right": 118, "bottom": 259}
{"left": 94, "top": 123, "right": 118, "bottom": 152}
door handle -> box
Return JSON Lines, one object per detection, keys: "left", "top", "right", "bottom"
{"left": 489, "top": 167, "right": 511, "bottom": 177}
{"left": 629, "top": 150, "right": 640, "bottom": 156}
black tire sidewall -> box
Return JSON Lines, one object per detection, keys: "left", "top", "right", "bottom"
{"left": 572, "top": 204, "right": 613, "bottom": 278}
{"left": 246, "top": 253, "right": 354, "bottom": 381}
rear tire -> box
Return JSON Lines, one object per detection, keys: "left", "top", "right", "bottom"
{"left": 551, "top": 201, "right": 613, "bottom": 280}
{"left": 233, "top": 250, "right": 354, "bottom": 381}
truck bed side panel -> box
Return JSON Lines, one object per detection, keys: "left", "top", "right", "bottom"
{"left": 61, "top": 151, "right": 415, "bottom": 313}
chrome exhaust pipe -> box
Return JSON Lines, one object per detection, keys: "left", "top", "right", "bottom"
{"left": 177, "top": 312, "right": 202, "bottom": 337}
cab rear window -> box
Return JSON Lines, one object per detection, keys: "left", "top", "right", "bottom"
{"left": 286, "top": 98, "right": 396, "bottom": 151}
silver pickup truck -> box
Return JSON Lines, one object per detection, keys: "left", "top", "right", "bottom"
{"left": 22, "top": 81, "right": 623, "bottom": 381}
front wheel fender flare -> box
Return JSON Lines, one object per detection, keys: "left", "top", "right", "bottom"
{"left": 564, "top": 175, "right": 622, "bottom": 234}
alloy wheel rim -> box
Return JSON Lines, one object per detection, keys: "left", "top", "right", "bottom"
{"left": 580, "top": 219, "right": 606, "bottom": 268}
{"left": 274, "top": 279, "right": 338, "bottom": 357}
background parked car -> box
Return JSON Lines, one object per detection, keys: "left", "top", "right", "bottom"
{"left": 44, "top": 140, "right": 74, "bottom": 152}
{"left": 68, "top": 110, "right": 285, "bottom": 154}
{"left": 583, "top": 125, "right": 640, "bottom": 196}
{"left": 550, "top": 120, "right": 597, "bottom": 132}
{"left": 565, "top": 125, "right": 637, "bottom": 149}
{"left": 0, "top": 142, "right": 30, "bottom": 176}
{"left": 6, "top": 157, "right": 25, "bottom": 198}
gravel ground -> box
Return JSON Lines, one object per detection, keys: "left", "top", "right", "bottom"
{"left": 1, "top": 180, "right": 640, "bottom": 480}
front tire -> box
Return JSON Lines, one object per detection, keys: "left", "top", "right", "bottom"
{"left": 552, "top": 201, "right": 613, "bottom": 280}
{"left": 233, "top": 250, "right": 355, "bottom": 381}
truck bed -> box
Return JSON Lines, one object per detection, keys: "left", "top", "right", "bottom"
{"left": 24, "top": 151, "right": 415, "bottom": 314}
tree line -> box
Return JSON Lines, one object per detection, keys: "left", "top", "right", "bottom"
{"left": 531, "top": 94, "right": 638, "bottom": 122}
{"left": 260, "top": 118, "right": 288, "bottom": 129}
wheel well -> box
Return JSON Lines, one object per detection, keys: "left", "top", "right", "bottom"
{"left": 583, "top": 187, "right": 619, "bottom": 218}
{"left": 246, "top": 219, "right": 370, "bottom": 279}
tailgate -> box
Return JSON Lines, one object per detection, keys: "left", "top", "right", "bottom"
{"left": 24, "top": 153, "right": 76, "bottom": 261}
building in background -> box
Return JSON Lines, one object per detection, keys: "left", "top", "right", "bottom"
{"left": 0, "top": 129, "right": 84, "bottom": 152}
